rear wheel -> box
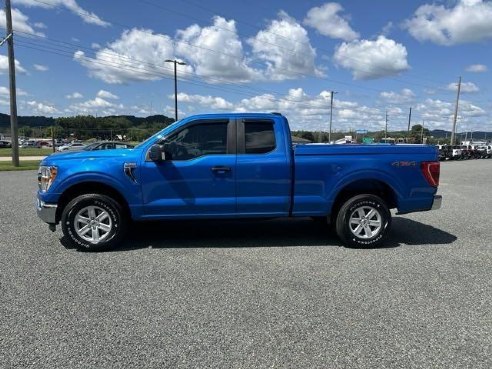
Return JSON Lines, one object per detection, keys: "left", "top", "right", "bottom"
{"left": 335, "top": 194, "right": 391, "bottom": 248}
{"left": 61, "top": 194, "right": 127, "bottom": 251}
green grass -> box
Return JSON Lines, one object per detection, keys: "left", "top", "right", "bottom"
{"left": 0, "top": 147, "right": 54, "bottom": 157}
{"left": 0, "top": 160, "right": 41, "bottom": 171}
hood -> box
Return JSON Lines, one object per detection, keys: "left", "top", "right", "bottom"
{"left": 41, "top": 148, "right": 140, "bottom": 165}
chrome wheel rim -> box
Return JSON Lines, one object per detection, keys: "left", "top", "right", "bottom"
{"left": 74, "top": 205, "right": 112, "bottom": 244}
{"left": 349, "top": 206, "right": 382, "bottom": 239}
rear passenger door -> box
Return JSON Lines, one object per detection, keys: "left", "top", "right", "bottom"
{"left": 235, "top": 118, "right": 291, "bottom": 216}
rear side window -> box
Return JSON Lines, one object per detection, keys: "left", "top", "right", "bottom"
{"left": 245, "top": 121, "right": 276, "bottom": 154}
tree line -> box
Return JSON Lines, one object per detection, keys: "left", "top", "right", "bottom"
{"left": 1, "top": 112, "right": 485, "bottom": 145}
{"left": 0, "top": 113, "right": 175, "bottom": 142}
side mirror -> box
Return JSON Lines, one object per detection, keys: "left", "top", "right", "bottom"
{"left": 148, "top": 144, "right": 167, "bottom": 162}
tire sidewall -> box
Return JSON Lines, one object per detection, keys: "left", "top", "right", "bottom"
{"left": 337, "top": 195, "right": 391, "bottom": 248}
{"left": 61, "top": 194, "right": 123, "bottom": 251}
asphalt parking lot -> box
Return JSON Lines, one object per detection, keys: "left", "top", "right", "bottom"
{"left": 0, "top": 161, "right": 490, "bottom": 368}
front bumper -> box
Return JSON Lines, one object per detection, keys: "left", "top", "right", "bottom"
{"left": 37, "top": 198, "right": 57, "bottom": 224}
{"left": 431, "top": 195, "right": 442, "bottom": 210}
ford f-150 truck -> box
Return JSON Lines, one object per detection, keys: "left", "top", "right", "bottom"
{"left": 37, "top": 113, "right": 442, "bottom": 251}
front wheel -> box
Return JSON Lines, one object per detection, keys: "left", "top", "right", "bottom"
{"left": 335, "top": 194, "right": 391, "bottom": 248}
{"left": 61, "top": 194, "right": 127, "bottom": 251}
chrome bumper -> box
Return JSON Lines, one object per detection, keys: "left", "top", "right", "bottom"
{"left": 37, "top": 198, "right": 57, "bottom": 224}
{"left": 431, "top": 195, "right": 442, "bottom": 210}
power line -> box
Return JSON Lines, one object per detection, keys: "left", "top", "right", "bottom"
{"left": 141, "top": 0, "right": 453, "bottom": 89}
{"left": 24, "top": 0, "right": 451, "bottom": 91}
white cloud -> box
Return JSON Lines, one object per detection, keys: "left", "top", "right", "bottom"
{"left": 404, "top": 0, "right": 492, "bottom": 45}
{"left": 447, "top": 81, "right": 479, "bottom": 93}
{"left": 74, "top": 28, "right": 181, "bottom": 84}
{"left": 235, "top": 88, "right": 385, "bottom": 131}
{"left": 97, "top": 90, "right": 118, "bottom": 99}
{"left": 175, "top": 93, "right": 233, "bottom": 110}
{"left": 460, "top": 100, "right": 486, "bottom": 117}
{"left": 65, "top": 92, "right": 83, "bottom": 99}
{"left": 69, "top": 97, "right": 125, "bottom": 116}
{"left": 0, "top": 86, "right": 27, "bottom": 96}
{"left": 415, "top": 98, "right": 454, "bottom": 125}
{"left": 381, "top": 22, "right": 394, "bottom": 37}
{"left": 79, "top": 97, "right": 114, "bottom": 109}
{"left": 0, "top": 8, "right": 44, "bottom": 37}
{"left": 67, "top": 91, "right": 126, "bottom": 115}
{"left": 15, "top": 0, "right": 110, "bottom": 27}
{"left": 415, "top": 97, "right": 486, "bottom": 130}
{"left": 0, "top": 55, "right": 27, "bottom": 74}
{"left": 33, "top": 64, "right": 49, "bottom": 71}
{"left": 333, "top": 36, "right": 410, "bottom": 80}
{"left": 176, "top": 16, "right": 260, "bottom": 83}
{"left": 91, "top": 42, "right": 101, "bottom": 49}
{"left": 466, "top": 64, "right": 487, "bottom": 72}
{"left": 248, "top": 11, "right": 321, "bottom": 80}
{"left": 33, "top": 22, "right": 47, "bottom": 29}
{"left": 27, "top": 100, "right": 58, "bottom": 115}
{"left": 304, "top": 3, "right": 359, "bottom": 41}
{"left": 380, "top": 88, "right": 415, "bottom": 104}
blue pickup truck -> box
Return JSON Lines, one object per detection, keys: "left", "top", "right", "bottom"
{"left": 37, "top": 113, "right": 441, "bottom": 250}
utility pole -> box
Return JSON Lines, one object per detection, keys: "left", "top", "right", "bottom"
{"left": 421, "top": 120, "right": 425, "bottom": 144}
{"left": 450, "top": 76, "right": 462, "bottom": 146}
{"left": 328, "top": 91, "right": 337, "bottom": 143}
{"left": 51, "top": 126, "right": 55, "bottom": 153}
{"left": 407, "top": 107, "right": 412, "bottom": 142}
{"left": 385, "top": 110, "right": 388, "bottom": 141}
{"left": 165, "top": 59, "right": 186, "bottom": 121}
{"left": 3, "top": 0, "right": 19, "bottom": 166}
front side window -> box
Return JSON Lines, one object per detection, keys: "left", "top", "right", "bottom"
{"left": 245, "top": 121, "right": 276, "bottom": 154}
{"left": 163, "top": 122, "right": 228, "bottom": 160}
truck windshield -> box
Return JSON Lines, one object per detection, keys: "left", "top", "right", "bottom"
{"left": 134, "top": 120, "right": 182, "bottom": 149}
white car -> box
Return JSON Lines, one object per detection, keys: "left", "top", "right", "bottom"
{"left": 57, "top": 142, "right": 86, "bottom": 152}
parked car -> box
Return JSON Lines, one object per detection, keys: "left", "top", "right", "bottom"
{"left": 450, "top": 145, "right": 462, "bottom": 160}
{"left": 36, "top": 141, "right": 51, "bottom": 148}
{"left": 57, "top": 142, "right": 86, "bottom": 152}
{"left": 437, "top": 145, "right": 449, "bottom": 161}
{"left": 0, "top": 140, "right": 11, "bottom": 148}
{"left": 83, "top": 141, "right": 134, "bottom": 151}
{"left": 21, "top": 140, "right": 37, "bottom": 148}
{"left": 476, "top": 146, "right": 489, "bottom": 158}
{"left": 37, "top": 113, "right": 441, "bottom": 251}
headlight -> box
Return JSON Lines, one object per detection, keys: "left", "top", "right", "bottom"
{"left": 38, "top": 166, "right": 57, "bottom": 192}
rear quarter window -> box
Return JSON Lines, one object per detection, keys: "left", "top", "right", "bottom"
{"left": 245, "top": 121, "right": 276, "bottom": 154}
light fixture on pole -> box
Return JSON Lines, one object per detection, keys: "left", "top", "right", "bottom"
{"left": 165, "top": 59, "right": 186, "bottom": 121}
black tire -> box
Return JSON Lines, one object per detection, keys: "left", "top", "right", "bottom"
{"left": 335, "top": 194, "right": 391, "bottom": 248}
{"left": 61, "top": 193, "right": 127, "bottom": 251}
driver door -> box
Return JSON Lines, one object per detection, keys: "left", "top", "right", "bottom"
{"left": 140, "top": 119, "right": 236, "bottom": 218}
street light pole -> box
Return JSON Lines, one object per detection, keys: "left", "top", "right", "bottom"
{"left": 329, "top": 91, "right": 337, "bottom": 143}
{"left": 165, "top": 59, "right": 186, "bottom": 121}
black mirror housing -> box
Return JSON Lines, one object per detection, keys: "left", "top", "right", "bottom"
{"left": 149, "top": 144, "right": 166, "bottom": 162}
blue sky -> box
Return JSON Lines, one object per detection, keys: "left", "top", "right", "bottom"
{"left": 0, "top": 0, "right": 491, "bottom": 133}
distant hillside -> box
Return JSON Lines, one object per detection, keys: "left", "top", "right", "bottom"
{"left": 0, "top": 113, "right": 173, "bottom": 128}
{"left": 430, "top": 129, "right": 491, "bottom": 140}
{"left": 0, "top": 113, "right": 55, "bottom": 128}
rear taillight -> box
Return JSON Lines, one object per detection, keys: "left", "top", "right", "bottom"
{"left": 421, "top": 161, "right": 440, "bottom": 187}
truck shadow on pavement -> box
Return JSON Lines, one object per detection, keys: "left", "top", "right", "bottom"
{"left": 83, "top": 216, "right": 456, "bottom": 252}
